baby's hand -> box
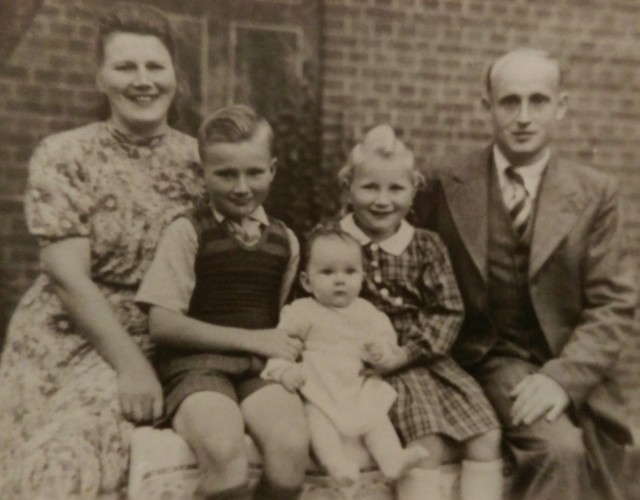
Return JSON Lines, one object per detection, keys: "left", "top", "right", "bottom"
{"left": 362, "top": 340, "right": 386, "bottom": 364}
{"left": 280, "top": 364, "right": 305, "bottom": 393}
{"left": 362, "top": 340, "right": 408, "bottom": 375}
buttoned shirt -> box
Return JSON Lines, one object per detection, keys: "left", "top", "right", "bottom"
{"left": 493, "top": 145, "right": 549, "bottom": 205}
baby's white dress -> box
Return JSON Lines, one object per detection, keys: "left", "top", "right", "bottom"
{"left": 263, "top": 297, "right": 397, "bottom": 436}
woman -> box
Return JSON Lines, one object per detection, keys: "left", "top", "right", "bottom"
{"left": 0, "top": 4, "right": 204, "bottom": 498}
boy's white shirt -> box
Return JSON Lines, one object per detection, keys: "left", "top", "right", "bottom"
{"left": 339, "top": 213, "right": 414, "bottom": 256}
{"left": 135, "top": 205, "right": 300, "bottom": 314}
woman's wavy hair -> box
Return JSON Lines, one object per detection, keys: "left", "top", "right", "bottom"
{"left": 94, "top": 2, "right": 191, "bottom": 126}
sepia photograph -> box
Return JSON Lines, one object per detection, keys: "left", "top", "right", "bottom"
{"left": 0, "top": 1, "right": 639, "bottom": 499}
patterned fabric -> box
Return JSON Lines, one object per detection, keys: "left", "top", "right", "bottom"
{"left": 224, "top": 217, "right": 263, "bottom": 247}
{"left": 0, "top": 121, "right": 204, "bottom": 499}
{"left": 344, "top": 223, "right": 500, "bottom": 444}
{"left": 185, "top": 206, "right": 290, "bottom": 328}
{"left": 504, "top": 166, "right": 533, "bottom": 241}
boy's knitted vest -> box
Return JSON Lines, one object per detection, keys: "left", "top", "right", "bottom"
{"left": 186, "top": 205, "right": 291, "bottom": 330}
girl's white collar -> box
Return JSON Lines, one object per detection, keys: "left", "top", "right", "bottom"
{"left": 339, "top": 214, "right": 414, "bottom": 256}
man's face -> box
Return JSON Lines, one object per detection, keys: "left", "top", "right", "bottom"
{"left": 484, "top": 53, "right": 568, "bottom": 166}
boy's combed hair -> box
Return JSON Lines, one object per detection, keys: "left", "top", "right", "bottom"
{"left": 303, "top": 223, "right": 363, "bottom": 269}
{"left": 198, "top": 104, "right": 274, "bottom": 160}
{"left": 338, "top": 124, "right": 424, "bottom": 190}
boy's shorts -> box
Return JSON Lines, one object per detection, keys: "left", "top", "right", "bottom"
{"left": 158, "top": 352, "right": 276, "bottom": 425}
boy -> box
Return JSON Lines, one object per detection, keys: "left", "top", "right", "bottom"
{"left": 136, "top": 105, "right": 309, "bottom": 500}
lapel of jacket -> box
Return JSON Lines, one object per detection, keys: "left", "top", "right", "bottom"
{"left": 441, "top": 147, "right": 491, "bottom": 282}
{"left": 529, "top": 155, "right": 585, "bottom": 278}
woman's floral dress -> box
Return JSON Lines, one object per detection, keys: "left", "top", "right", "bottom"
{"left": 0, "top": 121, "right": 205, "bottom": 499}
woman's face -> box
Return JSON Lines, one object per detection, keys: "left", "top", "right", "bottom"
{"left": 97, "top": 32, "right": 176, "bottom": 136}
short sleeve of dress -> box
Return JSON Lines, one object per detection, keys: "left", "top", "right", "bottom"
{"left": 24, "top": 136, "right": 94, "bottom": 246}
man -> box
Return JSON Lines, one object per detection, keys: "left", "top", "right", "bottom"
{"left": 414, "top": 48, "right": 637, "bottom": 499}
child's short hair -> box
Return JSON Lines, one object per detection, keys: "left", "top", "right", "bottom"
{"left": 197, "top": 104, "right": 274, "bottom": 161}
{"left": 303, "top": 223, "right": 363, "bottom": 270}
{"left": 338, "top": 124, "right": 424, "bottom": 190}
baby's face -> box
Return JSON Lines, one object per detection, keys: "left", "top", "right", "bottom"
{"left": 302, "top": 238, "right": 363, "bottom": 308}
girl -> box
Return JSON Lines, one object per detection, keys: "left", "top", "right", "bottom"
{"left": 338, "top": 124, "right": 503, "bottom": 500}
{"left": 262, "top": 226, "right": 427, "bottom": 486}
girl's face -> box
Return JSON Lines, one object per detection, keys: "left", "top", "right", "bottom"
{"left": 348, "top": 158, "right": 416, "bottom": 242}
{"left": 97, "top": 32, "right": 176, "bottom": 136}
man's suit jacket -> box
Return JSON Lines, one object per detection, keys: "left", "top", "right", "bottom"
{"left": 414, "top": 145, "right": 637, "bottom": 444}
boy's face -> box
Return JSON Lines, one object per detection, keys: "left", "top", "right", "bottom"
{"left": 202, "top": 130, "right": 275, "bottom": 221}
{"left": 301, "top": 238, "right": 363, "bottom": 308}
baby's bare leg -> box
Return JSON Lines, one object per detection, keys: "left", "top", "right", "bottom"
{"left": 364, "top": 417, "right": 428, "bottom": 480}
{"left": 306, "top": 404, "right": 359, "bottom": 486}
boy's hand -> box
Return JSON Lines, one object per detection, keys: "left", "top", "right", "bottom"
{"left": 253, "top": 328, "right": 303, "bottom": 361}
{"left": 361, "top": 340, "right": 408, "bottom": 376}
{"left": 280, "top": 364, "right": 305, "bottom": 393}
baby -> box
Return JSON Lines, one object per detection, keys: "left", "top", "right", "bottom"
{"left": 262, "top": 226, "right": 427, "bottom": 486}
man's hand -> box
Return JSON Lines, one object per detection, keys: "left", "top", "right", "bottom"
{"left": 280, "top": 364, "right": 305, "bottom": 393}
{"left": 510, "top": 373, "right": 570, "bottom": 426}
{"left": 361, "top": 340, "right": 408, "bottom": 375}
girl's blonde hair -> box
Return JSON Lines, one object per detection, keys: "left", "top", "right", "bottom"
{"left": 337, "top": 124, "right": 424, "bottom": 190}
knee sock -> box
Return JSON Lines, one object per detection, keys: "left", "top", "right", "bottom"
{"left": 460, "top": 459, "right": 504, "bottom": 500}
{"left": 396, "top": 467, "right": 441, "bottom": 500}
{"left": 253, "top": 478, "right": 302, "bottom": 500}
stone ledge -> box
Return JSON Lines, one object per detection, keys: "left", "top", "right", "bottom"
{"left": 128, "top": 427, "right": 466, "bottom": 500}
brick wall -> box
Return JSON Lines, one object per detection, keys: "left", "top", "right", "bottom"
{"left": 319, "top": 0, "right": 640, "bottom": 421}
{"left": 0, "top": 0, "right": 102, "bottom": 336}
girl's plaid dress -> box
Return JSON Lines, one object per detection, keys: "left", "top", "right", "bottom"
{"left": 341, "top": 215, "right": 499, "bottom": 444}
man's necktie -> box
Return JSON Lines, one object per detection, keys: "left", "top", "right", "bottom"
{"left": 505, "top": 166, "right": 533, "bottom": 240}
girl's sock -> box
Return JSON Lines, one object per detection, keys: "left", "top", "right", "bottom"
{"left": 396, "top": 467, "right": 441, "bottom": 500}
{"left": 253, "top": 478, "right": 303, "bottom": 500}
{"left": 460, "top": 459, "right": 504, "bottom": 500}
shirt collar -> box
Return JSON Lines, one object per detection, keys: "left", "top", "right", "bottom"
{"left": 493, "top": 144, "right": 549, "bottom": 197}
{"left": 340, "top": 213, "right": 414, "bottom": 256}
{"left": 210, "top": 204, "right": 270, "bottom": 226}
